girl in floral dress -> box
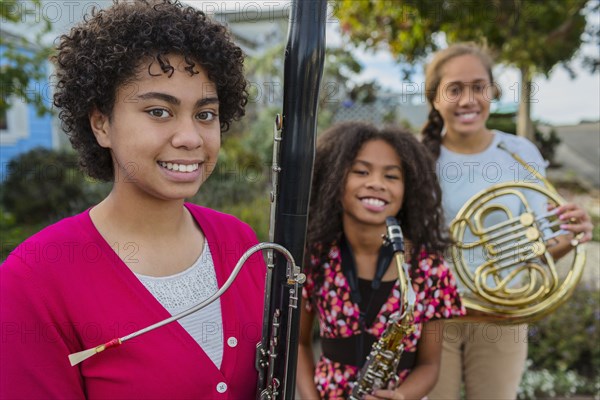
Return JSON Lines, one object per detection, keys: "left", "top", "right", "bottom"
{"left": 296, "top": 122, "right": 465, "bottom": 399}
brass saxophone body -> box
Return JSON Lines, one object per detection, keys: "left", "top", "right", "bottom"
{"left": 350, "top": 217, "right": 417, "bottom": 399}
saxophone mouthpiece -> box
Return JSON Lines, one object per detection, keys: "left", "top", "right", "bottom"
{"left": 385, "top": 216, "right": 404, "bottom": 253}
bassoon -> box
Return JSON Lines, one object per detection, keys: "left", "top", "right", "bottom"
{"left": 256, "top": 1, "right": 327, "bottom": 399}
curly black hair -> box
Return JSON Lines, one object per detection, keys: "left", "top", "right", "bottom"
{"left": 53, "top": 0, "right": 248, "bottom": 181}
{"left": 307, "top": 122, "right": 451, "bottom": 268}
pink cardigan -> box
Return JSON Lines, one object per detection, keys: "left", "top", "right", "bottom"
{"left": 1, "top": 204, "right": 266, "bottom": 399}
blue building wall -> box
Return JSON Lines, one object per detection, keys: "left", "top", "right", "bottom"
{"left": 0, "top": 104, "right": 55, "bottom": 181}
{"left": 1, "top": 39, "right": 56, "bottom": 181}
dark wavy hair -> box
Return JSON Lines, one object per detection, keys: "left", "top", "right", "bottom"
{"left": 52, "top": 0, "right": 248, "bottom": 181}
{"left": 421, "top": 42, "right": 499, "bottom": 159}
{"left": 307, "top": 122, "right": 451, "bottom": 268}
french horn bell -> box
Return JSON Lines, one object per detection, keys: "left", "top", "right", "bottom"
{"left": 449, "top": 145, "right": 586, "bottom": 322}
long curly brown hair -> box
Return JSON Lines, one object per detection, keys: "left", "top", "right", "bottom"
{"left": 52, "top": 0, "right": 248, "bottom": 181}
{"left": 307, "top": 122, "right": 451, "bottom": 268}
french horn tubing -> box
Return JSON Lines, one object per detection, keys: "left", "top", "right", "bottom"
{"left": 449, "top": 143, "right": 586, "bottom": 322}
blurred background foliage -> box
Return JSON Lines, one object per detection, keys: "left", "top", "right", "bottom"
{"left": 519, "top": 286, "right": 600, "bottom": 398}
{"left": 1, "top": 0, "right": 53, "bottom": 116}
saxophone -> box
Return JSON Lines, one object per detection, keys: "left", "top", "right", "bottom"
{"left": 350, "top": 217, "right": 416, "bottom": 399}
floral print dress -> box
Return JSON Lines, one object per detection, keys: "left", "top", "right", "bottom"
{"left": 302, "top": 242, "right": 465, "bottom": 399}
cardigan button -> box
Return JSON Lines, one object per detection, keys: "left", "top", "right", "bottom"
{"left": 216, "top": 382, "right": 227, "bottom": 393}
{"left": 227, "top": 337, "right": 238, "bottom": 347}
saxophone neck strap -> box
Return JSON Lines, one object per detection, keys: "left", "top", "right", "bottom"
{"left": 340, "top": 236, "right": 394, "bottom": 306}
{"left": 339, "top": 236, "right": 397, "bottom": 368}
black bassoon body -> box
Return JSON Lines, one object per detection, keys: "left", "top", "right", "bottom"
{"left": 256, "top": 1, "right": 326, "bottom": 399}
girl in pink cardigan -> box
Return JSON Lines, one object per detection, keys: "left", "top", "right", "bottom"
{"left": 1, "top": 1, "right": 265, "bottom": 398}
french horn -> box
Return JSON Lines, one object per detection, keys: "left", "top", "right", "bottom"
{"left": 449, "top": 143, "right": 586, "bottom": 322}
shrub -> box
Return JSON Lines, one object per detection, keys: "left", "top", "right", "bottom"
{"left": 0, "top": 147, "right": 109, "bottom": 225}
{"left": 520, "top": 285, "right": 600, "bottom": 398}
{"left": 487, "top": 112, "right": 517, "bottom": 134}
{"left": 0, "top": 206, "right": 44, "bottom": 260}
{"left": 534, "top": 128, "right": 561, "bottom": 167}
{"left": 518, "top": 360, "right": 590, "bottom": 399}
{"left": 528, "top": 287, "right": 600, "bottom": 377}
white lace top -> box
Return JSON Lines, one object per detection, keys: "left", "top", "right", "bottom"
{"left": 136, "top": 241, "right": 223, "bottom": 368}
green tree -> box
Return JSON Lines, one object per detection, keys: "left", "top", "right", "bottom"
{"left": 1, "top": 0, "right": 53, "bottom": 116}
{"left": 334, "top": 0, "right": 593, "bottom": 140}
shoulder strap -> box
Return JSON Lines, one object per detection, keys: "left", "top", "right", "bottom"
{"left": 339, "top": 236, "right": 396, "bottom": 367}
{"left": 340, "top": 236, "right": 394, "bottom": 303}
{"left": 497, "top": 141, "right": 555, "bottom": 192}
{"left": 372, "top": 243, "right": 393, "bottom": 290}
{"left": 340, "top": 237, "right": 361, "bottom": 305}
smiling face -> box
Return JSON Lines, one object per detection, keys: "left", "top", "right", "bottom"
{"left": 433, "top": 54, "right": 494, "bottom": 140}
{"left": 341, "top": 139, "right": 404, "bottom": 230}
{"left": 90, "top": 54, "right": 220, "bottom": 204}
